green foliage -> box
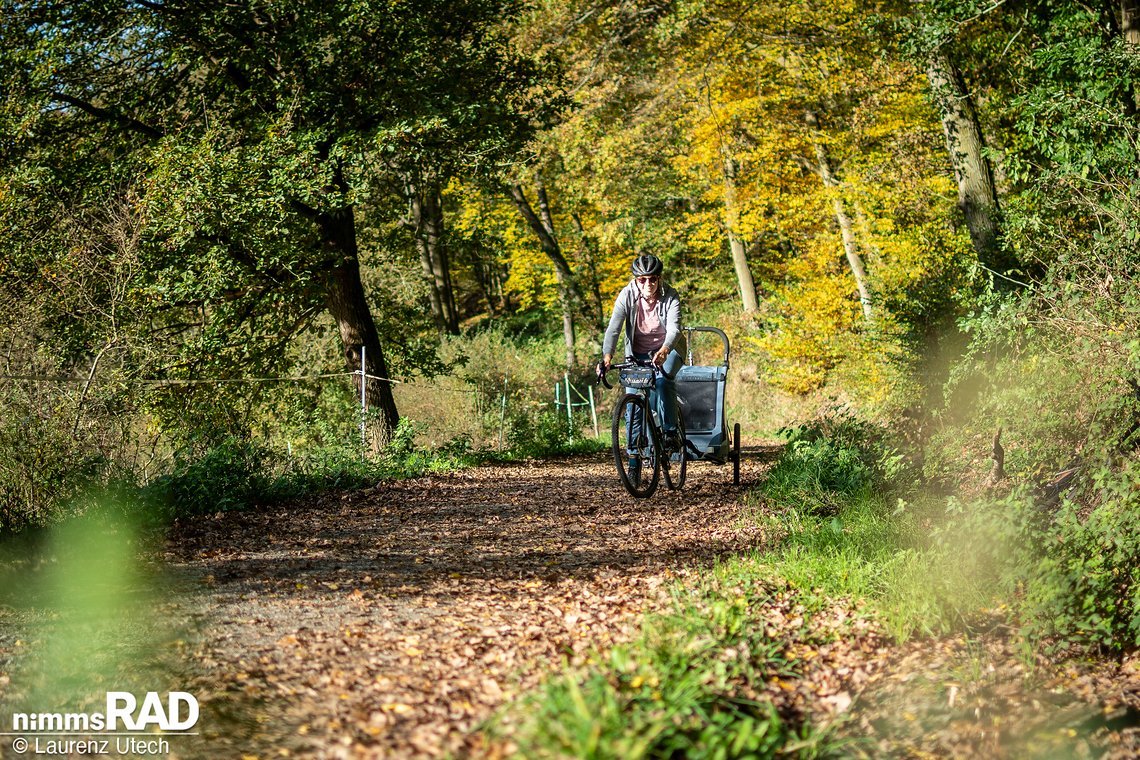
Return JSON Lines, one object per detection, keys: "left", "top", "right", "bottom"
{"left": 763, "top": 405, "right": 1140, "bottom": 652}
{"left": 442, "top": 327, "right": 563, "bottom": 425}
{"left": 438, "top": 326, "right": 604, "bottom": 455}
{"left": 1, "top": 0, "right": 568, "bottom": 451}
{"left": 506, "top": 409, "right": 587, "bottom": 457}
{"left": 758, "top": 411, "right": 1015, "bottom": 640}
{"left": 0, "top": 388, "right": 107, "bottom": 532}
{"left": 924, "top": 281, "right": 1140, "bottom": 488}
{"left": 1020, "top": 461, "right": 1140, "bottom": 652}
{"left": 142, "top": 439, "right": 273, "bottom": 518}
{"left": 0, "top": 326, "right": 606, "bottom": 536}
{"left": 767, "top": 410, "right": 908, "bottom": 511}
{"left": 138, "top": 432, "right": 455, "bottom": 521}
{"left": 494, "top": 565, "right": 845, "bottom": 759}
{"left": 136, "top": 406, "right": 603, "bottom": 525}
{"left": 892, "top": 2, "right": 1140, "bottom": 656}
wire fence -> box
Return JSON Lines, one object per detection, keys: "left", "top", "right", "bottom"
{"left": 0, "top": 346, "right": 610, "bottom": 457}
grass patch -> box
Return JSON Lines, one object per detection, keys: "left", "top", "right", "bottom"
{"left": 757, "top": 495, "right": 1010, "bottom": 641}
{"left": 756, "top": 413, "right": 1013, "bottom": 642}
{"left": 489, "top": 561, "right": 856, "bottom": 759}
{"left": 759, "top": 406, "right": 1140, "bottom": 656}
{"left": 136, "top": 425, "right": 606, "bottom": 522}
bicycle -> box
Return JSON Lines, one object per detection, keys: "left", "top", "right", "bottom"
{"left": 597, "top": 358, "right": 687, "bottom": 498}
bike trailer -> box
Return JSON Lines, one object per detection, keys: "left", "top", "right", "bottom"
{"left": 675, "top": 327, "right": 740, "bottom": 480}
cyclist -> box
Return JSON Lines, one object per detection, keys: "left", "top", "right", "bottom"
{"left": 598, "top": 253, "right": 686, "bottom": 481}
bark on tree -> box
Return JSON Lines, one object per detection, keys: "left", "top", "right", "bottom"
{"left": 570, "top": 211, "right": 606, "bottom": 328}
{"left": 470, "top": 254, "right": 499, "bottom": 316}
{"left": 509, "top": 181, "right": 579, "bottom": 369}
{"left": 926, "top": 50, "right": 1004, "bottom": 272}
{"left": 408, "top": 178, "right": 459, "bottom": 335}
{"left": 809, "top": 137, "right": 873, "bottom": 320}
{"left": 488, "top": 261, "right": 507, "bottom": 313}
{"left": 1125, "top": 0, "right": 1140, "bottom": 45}
{"left": 722, "top": 156, "right": 760, "bottom": 313}
{"left": 320, "top": 207, "right": 400, "bottom": 446}
{"left": 988, "top": 427, "right": 1005, "bottom": 486}
{"left": 853, "top": 202, "right": 885, "bottom": 267}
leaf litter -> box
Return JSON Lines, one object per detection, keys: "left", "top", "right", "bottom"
{"left": 164, "top": 452, "right": 820, "bottom": 758}
{"left": 3, "top": 451, "right": 1139, "bottom": 757}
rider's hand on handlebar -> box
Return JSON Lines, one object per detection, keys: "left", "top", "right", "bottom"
{"left": 596, "top": 354, "right": 613, "bottom": 386}
{"left": 653, "top": 346, "right": 670, "bottom": 368}
{"left": 596, "top": 355, "right": 612, "bottom": 381}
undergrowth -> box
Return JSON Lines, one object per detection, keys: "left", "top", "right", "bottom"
{"left": 0, "top": 420, "right": 605, "bottom": 533}
{"left": 759, "top": 401, "right": 1140, "bottom": 656}
{"left": 136, "top": 420, "right": 605, "bottom": 522}
{"left": 1014, "top": 459, "right": 1140, "bottom": 653}
{"left": 1, "top": 326, "right": 609, "bottom": 533}
{"left": 756, "top": 410, "right": 1014, "bottom": 641}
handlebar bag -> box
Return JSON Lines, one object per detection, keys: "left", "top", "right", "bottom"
{"left": 619, "top": 367, "right": 655, "bottom": 389}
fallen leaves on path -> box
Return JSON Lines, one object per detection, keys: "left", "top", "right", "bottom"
{"left": 166, "top": 452, "right": 810, "bottom": 758}
{"left": 10, "top": 449, "right": 1138, "bottom": 758}
{"left": 842, "top": 618, "right": 1140, "bottom": 758}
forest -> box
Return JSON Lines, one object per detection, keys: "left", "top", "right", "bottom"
{"left": 5, "top": 0, "right": 1140, "bottom": 756}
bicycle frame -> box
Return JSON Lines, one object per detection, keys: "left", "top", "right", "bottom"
{"left": 599, "top": 358, "right": 686, "bottom": 497}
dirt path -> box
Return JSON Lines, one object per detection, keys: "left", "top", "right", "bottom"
{"left": 166, "top": 450, "right": 783, "bottom": 758}
{"left": 10, "top": 447, "right": 1140, "bottom": 759}
{"left": 10, "top": 450, "right": 1133, "bottom": 758}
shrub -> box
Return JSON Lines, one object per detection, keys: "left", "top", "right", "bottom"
{"left": 0, "top": 388, "right": 109, "bottom": 532}
{"left": 758, "top": 408, "right": 1020, "bottom": 640}
{"left": 142, "top": 438, "right": 272, "bottom": 517}
{"left": 1020, "top": 461, "right": 1140, "bottom": 652}
{"left": 765, "top": 409, "right": 908, "bottom": 513}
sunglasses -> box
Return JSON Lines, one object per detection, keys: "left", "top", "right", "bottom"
{"left": 636, "top": 276, "right": 660, "bottom": 284}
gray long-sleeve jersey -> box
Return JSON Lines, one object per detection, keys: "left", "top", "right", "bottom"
{"left": 602, "top": 281, "right": 685, "bottom": 359}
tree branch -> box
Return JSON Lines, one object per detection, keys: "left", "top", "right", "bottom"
{"left": 509, "top": 184, "right": 562, "bottom": 261}
{"left": 50, "top": 92, "right": 164, "bottom": 139}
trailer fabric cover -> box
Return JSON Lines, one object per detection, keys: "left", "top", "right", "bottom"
{"left": 676, "top": 365, "right": 725, "bottom": 433}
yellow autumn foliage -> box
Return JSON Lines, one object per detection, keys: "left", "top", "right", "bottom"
{"left": 443, "top": 0, "right": 976, "bottom": 405}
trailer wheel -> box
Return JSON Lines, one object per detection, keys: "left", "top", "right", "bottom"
{"left": 732, "top": 423, "right": 741, "bottom": 485}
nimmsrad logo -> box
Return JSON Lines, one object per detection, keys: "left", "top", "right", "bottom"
{"left": 11, "top": 692, "right": 199, "bottom": 732}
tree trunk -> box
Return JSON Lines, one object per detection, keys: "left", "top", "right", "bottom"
{"left": 509, "top": 182, "right": 578, "bottom": 369}
{"left": 490, "top": 261, "right": 507, "bottom": 313}
{"left": 722, "top": 156, "right": 760, "bottom": 313}
{"left": 409, "top": 180, "right": 459, "bottom": 335}
{"left": 853, "top": 202, "right": 884, "bottom": 267}
{"left": 426, "top": 185, "right": 459, "bottom": 333}
{"left": 571, "top": 211, "right": 606, "bottom": 328}
{"left": 926, "top": 50, "right": 1004, "bottom": 272}
{"left": 411, "top": 193, "right": 446, "bottom": 328}
{"left": 1126, "top": 0, "right": 1140, "bottom": 43}
{"left": 535, "top": 175, "right": 557, "bottom": 239}
{"left": 811, "top": 139, "right": 873, "bottom": 320}
{"left": 471, "top": 253, "right": 499, "bottom": 316}
{"left": 320, "top": 208, "right": 400, "bottom": 446}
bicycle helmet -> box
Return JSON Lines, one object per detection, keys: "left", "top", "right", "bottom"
{"left": 631, "top": 253, "right": 663, "bottom": 277}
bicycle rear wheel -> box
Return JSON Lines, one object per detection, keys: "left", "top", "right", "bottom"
{"left": 663, "top": 415, "right": 687, "bottom": 491}
{"left": 612, "top": 394, "right": 659, "bottom": 497}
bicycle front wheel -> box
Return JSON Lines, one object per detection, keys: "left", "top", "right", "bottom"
{"left": 612, "top": 394, "right": 660, "bottom": 497}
